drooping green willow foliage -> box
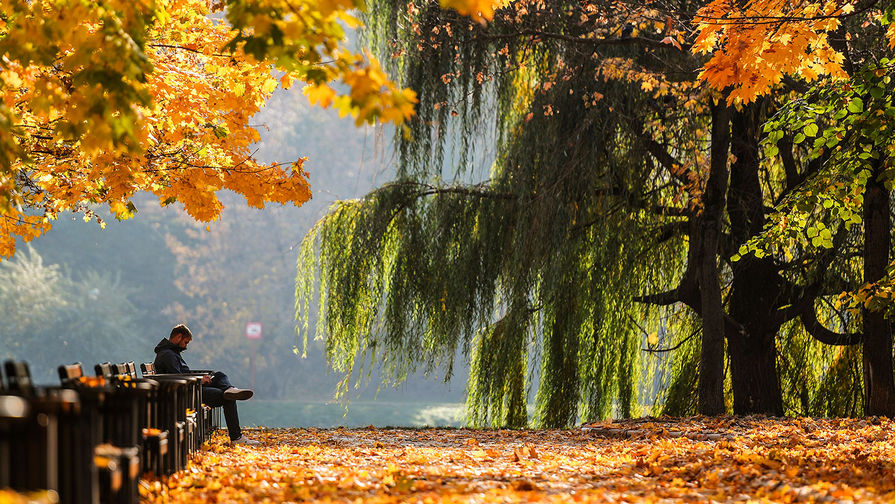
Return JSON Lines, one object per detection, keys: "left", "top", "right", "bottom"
{"left": 296, "top": 0, "right": 702, "bottom": 427}
{"left": 296, "top": 0, "right": 885, "bottom": 424}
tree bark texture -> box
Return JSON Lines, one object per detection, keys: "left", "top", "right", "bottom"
{"left": 697, "top": 101, "right": 729, "bottom": 416}
{"left": 862, "top": 163, "right": 895, "bottom": 416}
{"left": 726, "top": 102, "right": 784, "bottom": 416}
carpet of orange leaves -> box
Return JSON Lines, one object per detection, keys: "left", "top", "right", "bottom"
{"left": 141, "top": 417, "right": 895, "bottom": 503}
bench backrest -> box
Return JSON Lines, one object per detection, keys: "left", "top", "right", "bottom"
{"left": 3, "top": 360, "right": 34, "bottom": 395}
{"left": 95, "top": 362, "right": 114, "bottom": 379}
{"left": 58, "top": 362, "right": 85, "bottom": 385}
{"left": 123, "top": 362, "right": 138, "bottom": 379}
{"left": 140, "top": 362, "right": 156, "bottom": 376}
{"left": 112, "top": 362, "right": 131, "bottom": 378}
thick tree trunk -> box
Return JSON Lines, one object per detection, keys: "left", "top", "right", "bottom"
{"left": 726, "top": 101, "right": 784, "bottom": 416}
{"left": 726, "top": 327, "right": 783, "bottom": 414}
{"left": 862, "top": 165, "right": 895, "bottom": 416}
{"left": 697, "top": 101, "right": 729, "bottom": 416}
{"left": 727, "top": 252, "right": 785, "bottom": 415}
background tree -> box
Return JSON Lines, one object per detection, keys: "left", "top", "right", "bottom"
{"left": 0, "top": 246, "right": 143, "bottom": 383}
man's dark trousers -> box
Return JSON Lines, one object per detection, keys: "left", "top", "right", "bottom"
{"left": 201, "top": 371, "right": 242, "bottom": 441}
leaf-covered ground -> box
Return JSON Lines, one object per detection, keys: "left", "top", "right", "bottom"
{"left": 142, "top": 417, "right": 895, "bottom": 503}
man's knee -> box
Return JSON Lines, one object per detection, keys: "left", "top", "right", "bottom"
{"left": 210, "top": 371, "right": 233, "bottom": 390}
{"left": 202, "top": 386, "right": 224, "bottom": 407}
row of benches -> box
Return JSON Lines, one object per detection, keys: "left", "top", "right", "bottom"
{"left": 0, "top": 360, "right": 220, "bottom": 504}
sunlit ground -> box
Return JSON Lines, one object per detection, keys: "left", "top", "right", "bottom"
{"left": 237, "top": 400, "right": 466, "bottom": 429}
{"left": 142, "top": 417, "right": 895, "bottom": 503}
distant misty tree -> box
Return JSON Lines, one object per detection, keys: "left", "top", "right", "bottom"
{"left": 0, "top": 247, "right": 142, "bottom": 383}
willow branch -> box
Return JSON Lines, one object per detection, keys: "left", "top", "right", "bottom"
{"left": 800, "top": 304, "right": 862, "bottom": 346}
{"left": 653, "top": 204, "right": 690, "bottom": 217}
{"left": 641, "top": 328, "right": 698, "bottom": 353}
{"left": 633, "top": 289, "right": 682, "bottom": 305}
{"left": 639, "top": 135, "right": 692, "bottom": 188}
{"left": 655, "top": 220, "right": 689, "bottom": 243}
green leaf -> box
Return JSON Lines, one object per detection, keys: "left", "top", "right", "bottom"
{"left": 803, "top": 123, "right": 819, "bottom": 137}
{"left": 819, "top": 228, "right": 833, "bottom": 248}
{"left": 848, "top": 98, "right": 864, "bottom": 114}
{"left": 794, "top": 132, "right": 806, "bottom": 144}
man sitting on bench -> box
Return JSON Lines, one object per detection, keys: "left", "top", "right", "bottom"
{"left": 154, "top": 324, "right": 259, "bottom": 446}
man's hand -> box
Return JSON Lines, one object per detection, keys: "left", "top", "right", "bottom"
{"left": 202, "top": 374, "right": 212, "bottom": 385}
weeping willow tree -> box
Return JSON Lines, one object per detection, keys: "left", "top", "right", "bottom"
{"left": 296, "top": 0, "right": 701, "bottom": 427}
{"left": 296, "top": 0, "right": 894, "bottom": 425}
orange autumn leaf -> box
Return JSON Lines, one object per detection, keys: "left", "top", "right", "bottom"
{"left": 439, "top": 0, "right": 503, "bottom": 23}
{"left": 693, "top": 0, "right": 852, "bottom": 103}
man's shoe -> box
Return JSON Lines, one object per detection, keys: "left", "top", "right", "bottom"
{"left": 223, "top": 387, "right": 254, "bottom": 401}
{"left": 231, "top": 435, "right": 260, "bottom": 446}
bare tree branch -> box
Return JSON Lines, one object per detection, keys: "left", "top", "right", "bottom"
{"left": 800, "top": 304, "right": 862, "bottom": 346}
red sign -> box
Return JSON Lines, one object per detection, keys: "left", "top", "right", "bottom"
{"left": 245, "top": 322, "right": 263, "bottom": 340}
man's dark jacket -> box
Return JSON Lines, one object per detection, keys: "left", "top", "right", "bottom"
{"left": 153, "top": 338, "right": 191, "bottom": 374}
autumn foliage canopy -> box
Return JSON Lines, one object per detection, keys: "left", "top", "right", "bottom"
{"left": 0, "top": 0, "right": 417, "bottom": 258}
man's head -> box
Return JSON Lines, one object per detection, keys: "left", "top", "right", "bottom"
{"left": 169, "top": 324, "right": 193, "bottom": 350}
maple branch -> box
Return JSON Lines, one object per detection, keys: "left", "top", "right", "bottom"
{"left": 149, "top": 43, "right": 229, "bottom": 58}
{"left": 473, "top": 30, "right": 690, "bottom": 53}
{"left": 692, "top": 0, "right": 879, "bottom": 25}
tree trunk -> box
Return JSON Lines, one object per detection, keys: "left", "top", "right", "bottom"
{"left": 862, "top": 164, "right": 895, "bottom": 416}
{"left": 726, "top": 327, "right": 783, "bottom": 414}
{"left": 697, "top": 101, "right": 729, "bottom": 416}
{"left": 725, "top": 101, "right": 784, "bottom": 416}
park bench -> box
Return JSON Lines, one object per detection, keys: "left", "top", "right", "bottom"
{"left": 99, "top": 361, "right": 199, "bottom": 474}
{"left": 0, "top": 358, "right": 222, "bottom": 502}
{"left": 58, "top": 362, "right": 145, "bottom": 504}
{"left": 139, "top": 362, "right": 219, "bottom": 444}
{"left": 2, "top": 360, "right": 102, "bottom": 504}
{"left": 3, "top": 359, "right": 210, "bottom": 502}
{"left": 133, "top": 362, "right": 202, "bottom": 471}
{"left": 93, "top": 362, "right": 169, "bottom": 476}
